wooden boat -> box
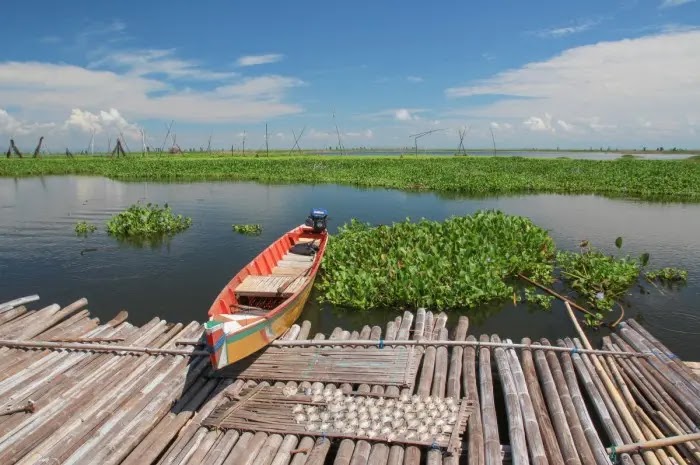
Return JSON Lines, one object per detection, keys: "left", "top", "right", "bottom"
{"left": 205, "top": 211, "right": 329, "bottom": 370}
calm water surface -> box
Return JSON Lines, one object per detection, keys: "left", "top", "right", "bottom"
{"left": 0, "top": 176, "right": 698, "bottom": 359}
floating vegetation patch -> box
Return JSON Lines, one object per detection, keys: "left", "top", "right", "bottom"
{"left": 318, "top": 213, "right": 687, "bottom": 327}
{"left": 106, "top": 203, "right": 192, "bottom": 239}
{"left": 74, "top": 221, "right": 97, "bottom": 236}
{"left": 556, "top": 249, "right": 641, "bottom": 325}
{"left": 645, "top": 267, "right": 688, "bottom": 283}
{"left": 2, "top": 155, "right": 700, "bottom": 201}
{"left": 317, "top": 210, "right": 555, "bottom": 311}
{"left": 232, "top": 224, "right": 262, "bottom": 235}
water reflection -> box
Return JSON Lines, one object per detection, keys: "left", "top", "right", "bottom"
{"left": 0, "top": 176, "right": 698, "bottom": 359}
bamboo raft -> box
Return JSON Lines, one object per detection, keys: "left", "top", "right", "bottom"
{"left": 0, "top": 295, "right": 698, "bottom": 465}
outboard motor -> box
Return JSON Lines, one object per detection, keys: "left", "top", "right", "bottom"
{"left": 305, "top": 208, "right": 328, "bottom": 233}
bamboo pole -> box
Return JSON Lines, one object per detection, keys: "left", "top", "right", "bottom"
{"left": 604, "top": 339, "right": 700, "bottom": 465}
{"left": 611, "top": 333, "right": 699, "bottom": 432}
{"left": 36, "top": 324, "right": 207, "bottom": 465}
{"left": 608, "top": 433, "right": 700, "bottom": 454}
{"left": 463, "top": 335, "right": 485, "bottom": 465}
{"left": 428, "top": 323, "right": 448, "bottom": 465}
{"left": 517, "top": 274, "right": 601, "bottom": 320}
{"left": 520, "top": 339, "right": 565, "bottom": 465}
{"left": 618, "top": 322, "right": 700, "bottom": 410}
{"left": 447, "top": 316, "right": 468, "bottom": 399}
{"left": 406, "top": 311, "right": 433, "bottom": 465}
{"left": 566, "top": 338, "right": 641, "bottom": 465}
{"left": 626, "top": 319, "right": 700, "bottom": 394}
{"left": 4, "top": 320, "right": 192, "bottom": 463}
{"left": 444, "top": 317, "right": 467, "bottom": 465}
{"left": 541, "top": 337, "right": 596, "bottom": 465}
{"left": 569, "top": 338, "right": 661, "bottom": 465}
{"left": 479, "top": 334, "right": 502, "bottom": 465}
{"left": 503, "top": 339, "right": 548, "bottom": 465}
{"left": 0, "top": 318, "right": 168, "bottom": 455}
{"left": 386, "top": 312, "right": 414, "bottom": 465}
{"left": 564, "top": 305, "right": 661, "bottom": 465}
{"left": 531, "top": 342, "right": 582, "bottom": 465}
{"left": 0, "top": 339, "right": 210, "bottom": 356}
{"left": 305, "top": 436, "right": 332, "bottom": 465}
{"left": 271, "top": 338, "right": 644, "bottom": 357}
{"left": 0, "top": 295, "right": 39, "bottom": 312}
{"left": 492, "top": 335, "right": 530, "bottom": 465}
{"left": 556, "top": 339, "right": 623, "bottom": 465}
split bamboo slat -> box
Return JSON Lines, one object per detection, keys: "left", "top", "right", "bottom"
{"left": 1, "top": 295, "right": 699, "bottom": 465}
{"left": 214, "top": 345, "right": 420, "bottom": 387}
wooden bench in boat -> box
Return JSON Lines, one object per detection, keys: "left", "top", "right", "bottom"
{"left": 283, "top": 253, "right": 313, "bottom": 262}
{"left": 235, "top": 275, "right": 308, "bottom": 298}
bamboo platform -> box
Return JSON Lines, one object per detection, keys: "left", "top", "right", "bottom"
{"left": 0, "top": 296, "right": 699, "bottom": 465}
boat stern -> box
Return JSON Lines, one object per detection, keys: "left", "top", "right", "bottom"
{"left": 204, "top": 320, "right": 228, "bottom": 369}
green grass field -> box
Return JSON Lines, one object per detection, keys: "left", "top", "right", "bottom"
{"left": 2, "top": 154, "right": 699, "bottom": 200}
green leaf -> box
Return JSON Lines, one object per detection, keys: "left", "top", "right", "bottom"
{"left": 615, "top": 236, "right": 623, "bottom": 249}
{"left": 640, "top": 252, "right": 650, "bottom": 267}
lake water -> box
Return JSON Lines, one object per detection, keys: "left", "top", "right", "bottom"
{"left": 1, "top": 176, "right": 698, "bottom": 359}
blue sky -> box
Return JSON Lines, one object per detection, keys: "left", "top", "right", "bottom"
{"left": 1, "top": 0, "right": 699, "bottom": 150}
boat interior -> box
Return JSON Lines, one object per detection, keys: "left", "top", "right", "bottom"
{"left": 208, "top": 228, "right": 324, "bottom": 333}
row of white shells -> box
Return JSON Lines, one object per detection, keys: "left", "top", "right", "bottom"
{"left": 284, "top": 386, "right": 459, "bottom": 442}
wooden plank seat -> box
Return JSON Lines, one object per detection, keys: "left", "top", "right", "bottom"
{"left": 296, "top": 237, "right": 320, "bottom": 245}
{"left": 235, "top": 276, "right": 308, "bottom": 298}
{"left": 272, "top": 267, "right": 308, "bottom": 276}
{"left": 276, "top": 259, "right": 312, "bottom": 268}
{"left": 282, "top": 253, "right": 314, "bottom": 262}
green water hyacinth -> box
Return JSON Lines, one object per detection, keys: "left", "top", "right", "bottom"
{"left": 106, "top": 203, "right": 192, "bottom": 238}
{"left": 645, "top": 267, "right": 688, "bottom": 283}
{"left": 557, "top": 248, "right": 640, "bottom": 313}
{"left": 74, "top": 221, "right": 97, "bottom": 235}
{"left": 232, "top": 224, "right": 262, "bottom": 235}
{"left": 317, "top": 210, "right": 555, "bottom": 311}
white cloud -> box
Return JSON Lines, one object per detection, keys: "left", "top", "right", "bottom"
{"left": 0, "top": 109, "right": 55, "bottom": 136}
{"left": 406, "top": 76, "right": 424, "bottom": 83}
{"left": 490, "top": 122, "right": 512, "bottom": 130}
{"left": 533, "top": 20, "right": 600, "bottom": 38}
{"left": 236, "top": 54, "right": 284, "bottom": 67}
{"left": 660, "top": 0, "right": 695, "bottom": 8}
{"left": 63, "top": 108, "right": 140, "bottom": 139}
{"left": 445, "top": 30, "right": 700, "bottom": 144}
{"left": 90, "top": 48, "right": 237, "bottom": 81}
{"left": 345, "top": 129, "right": 374, "bottom": 138}
{"left": 557, "top": 119, "right": 575, "bottom": 132}
{"left": 395, "top": 109, "right": 419, "bottom": 121}
{"left": 216, "top": 76, "right": 304, "bottom": 99}
{"left": 523, "top": 114, "right": 554, "bottom": 132}
{"left": 0, "top": 61, "right": 304, "bottom": 126}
